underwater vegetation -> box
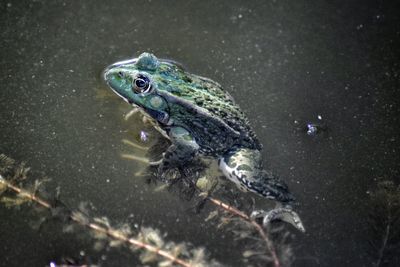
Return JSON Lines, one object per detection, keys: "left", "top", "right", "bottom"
{"left": 367, "top": 180, "right": 400, "bottom": 267}
{"left": 0, "top": 145, "right": 295, "bottom": 266}
{"left": 0, "top": 154, "right": 220, "bottom": 267}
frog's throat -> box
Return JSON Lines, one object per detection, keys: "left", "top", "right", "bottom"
{"left": 143, "top": 107, "right": 171, "bottom": 125}
{"left": 132, "top": 104, "right": 173, "bottom": 126}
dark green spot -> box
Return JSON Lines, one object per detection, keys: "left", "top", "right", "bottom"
{"left": 183, "top": 76, "right": 192, "bottom": 83}
{"left": 237, "top": 164, "right": 253, "bottom": 172}
{"left": 227, "top": 158, "right": 237, "bottom": 168}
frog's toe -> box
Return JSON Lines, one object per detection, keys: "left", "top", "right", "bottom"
{"left": 149, "top": 158, "right": 163, "bottom": 166}
{"left": 250, "top": 209, "right": 267, "bottom": 219}
{"left": 124, "top": 107, "right": 140, "bottom": 120}
{"left": 261, "top": 208, "right": 305, "bottom": 232}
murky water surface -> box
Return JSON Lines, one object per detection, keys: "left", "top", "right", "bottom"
{"left": 1, "top": 1, "right": 399, "bottom": 266}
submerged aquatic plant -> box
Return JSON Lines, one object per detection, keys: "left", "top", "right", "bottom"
{"left": 121, "top": 128, "right": 295, "bottom": 267}
{"left": 204, "top": 196, "right": 294, "bottom": 267}
{"left": 368, "top": 180, "right": 400, "bottom": 267}
{"left": 0, "top": 154, "right": 221, "bottom": 267}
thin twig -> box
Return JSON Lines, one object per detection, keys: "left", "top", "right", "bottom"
{"left": 375, "top": 222, "right": 391, "bottom": 267}
{"left": 207, "top": 196, "right": 281, "bottom": 267}
{"left": 374, "top": 201, "right": 392, "bottom": 267}
{"left": 0, "top": 175, "right": 194, "bottom": 267}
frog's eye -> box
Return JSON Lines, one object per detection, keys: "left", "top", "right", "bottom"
{"left": 132, "top": 74, "right": 152, "bottom": 94}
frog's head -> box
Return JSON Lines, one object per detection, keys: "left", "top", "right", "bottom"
{"left": 104, "top": 52, "right": 183, "bottom": 124}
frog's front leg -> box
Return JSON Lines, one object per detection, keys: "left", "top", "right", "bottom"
{"left": 219, "top": 147, "right": 305, "bottom": 232}
{"left": 155, "top": 126, "right": 199, "bottom": 181}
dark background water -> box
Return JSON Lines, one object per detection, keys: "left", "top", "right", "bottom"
{"left": 1, "top": 0, "right": 399, "bottom": 266}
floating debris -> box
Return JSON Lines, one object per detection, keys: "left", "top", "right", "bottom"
{"left": 306, "top": 123, "right": 319, "bottom": 136}
{"left": 294, "top": 115, "right": 327, "bottom": 136}
{"left": 140, "top": 130, "right": 149, "bottom": 142}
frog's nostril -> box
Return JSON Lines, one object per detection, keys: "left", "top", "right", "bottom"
{"left": 117, "top": 71, "right": 124, "bottom": 78}
{"left": 103, "top": 70, "right": 110, "bottom": 82}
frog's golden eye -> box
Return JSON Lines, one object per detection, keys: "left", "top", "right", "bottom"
{"left": 132, "top": 74, "right": 152, "bottom": 94}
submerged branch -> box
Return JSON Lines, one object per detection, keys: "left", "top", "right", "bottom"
{"left": 0, "top": 153, "right": 223, "bottom": 267}
{"left": 0, "top": 174, "right": 195, "bottom": 267}
{"left": 206, "top": 196, "right": 281, "bottom": 267}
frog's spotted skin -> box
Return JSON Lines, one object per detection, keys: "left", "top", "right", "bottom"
{"left": 104, "top": 52, "right": 304, "bottom": 231}
{"left": 219, "top": 148, "right": 294, "bottom": 203}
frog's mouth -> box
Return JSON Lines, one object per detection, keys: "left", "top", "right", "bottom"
{"left": 103, "top": 75, "right": 130, "bottom": 104}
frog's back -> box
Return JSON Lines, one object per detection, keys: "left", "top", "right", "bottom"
{"left": 154, "top": 63, "right": 261, "bottom": 154}
{"left": 190, "top": 74, "right": 261, "bottom": 149}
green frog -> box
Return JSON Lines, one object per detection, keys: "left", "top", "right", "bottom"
{"left": 103, "top": 52, "right": 304, "bottom": 232}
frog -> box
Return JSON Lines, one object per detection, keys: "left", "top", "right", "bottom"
{"left": 103, "top": 52, "right": 304, "bottom": 232}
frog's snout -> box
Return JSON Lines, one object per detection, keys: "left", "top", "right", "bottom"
{"left": 103, "top": 66, "right": 126, "bottom": 98}
{"left": 103, "top": 58, "right": 141, "bottom": 105}
{"left": 103, "top": 58, "right": 138, "bottom": 82}
{"left": 102, "top": 63, "right": 116, "bottom": 84}
{"left": 102, "top": 66, "right": 112, "bottom": 83}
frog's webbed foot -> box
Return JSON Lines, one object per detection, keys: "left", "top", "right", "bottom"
{"left": 251, "top": 208, "right": 305, "bottom": 232}
{"left": 124, "top": 107, "right": 141, "bottom": 121}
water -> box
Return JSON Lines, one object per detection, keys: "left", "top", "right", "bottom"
{"left": 1, "top": 0, "right": 400, "bottom": 266}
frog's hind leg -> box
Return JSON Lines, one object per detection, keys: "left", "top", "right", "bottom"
{"left": 219, "top": 148, "right": 304, "bottom": 232}
{"left": 219, "top": 148, "right": 294, "bottom": 202}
